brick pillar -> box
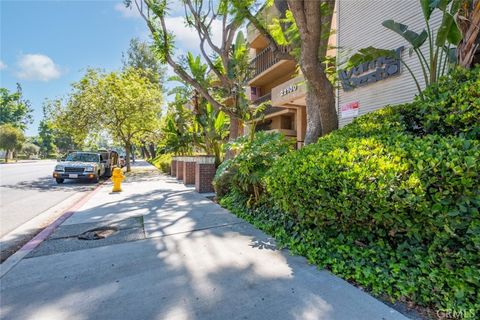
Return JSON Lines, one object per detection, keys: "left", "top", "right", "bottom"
{"left": 171, "top": 159, "right": 177, "bottom": 176}
{"left": 176, "top": 158, "right": 184, "bottom": 181}
{"left": 183, "top": 157, "right": 196, "bottom": 185}
{"left": 195, "top": 156, "right": 216, "bottom": 193}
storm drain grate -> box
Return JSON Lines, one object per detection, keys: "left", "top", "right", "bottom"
{"left": 26, "top": 216, "right": 145, "bottom": 258}
{"left": 77, "top": 227, "right": 118, "bottom": 240}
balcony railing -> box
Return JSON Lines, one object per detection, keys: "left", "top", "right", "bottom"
{"left": 249, "top": 46, "right": 289, "bottom": 80}
{"left": 252, "top": 93, "right": 271, "bottom": 106}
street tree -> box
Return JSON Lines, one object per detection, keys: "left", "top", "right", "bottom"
{"left": 128, "top": 0, "right": 251, "bottom": 143}
{"left": 123, "top": 37, "right": 166, "bottom": 85}
{"left": 234, "top": 0, "right": 338, "bottom": 143}
{"left": 0, "top": 124, "right": 25, "bottom": 162}
{"left": 0, "top": 84, "right": 33, "bottom": 130}
{"left": 57, "top": 68, "right": 162, "bottom": 171}
{"left": 123, "top": 37, "right": 166, "bottom": 158}
{"left": 39, "top": 99, "right": 78, "bottom": 155}
{"left": 38, "top": 119, "right": 57, "bottom": 158}
{"left": 22, "top": 142, "right": 40, "bottom": 159}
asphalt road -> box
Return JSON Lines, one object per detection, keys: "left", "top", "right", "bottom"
{"left": 0, "top": 160, "right": 96, "bottom": 238}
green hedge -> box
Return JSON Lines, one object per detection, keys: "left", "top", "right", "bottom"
{"left": 399, "top": 67, "right": 480, "bottom": 139}
{"left": 218, "top": 66, "right": 480, "bottom": 317}
{"left": 150, "top": 153, "right": 173, "bottom": 173}
{"left": 265, "top": 133, "right": 479, "bottom": 315}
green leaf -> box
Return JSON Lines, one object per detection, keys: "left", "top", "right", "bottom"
{"left": 345, "top": 46, "right": 397, "bottom": 69}
{"left": 382, "top": 20, "right": 427, "bottom": 49}
{"left": 436, "top": 12, "right": 462, "bottom": 46}
{"left": 420, "top": 0, "right": 434, "bottom": 20}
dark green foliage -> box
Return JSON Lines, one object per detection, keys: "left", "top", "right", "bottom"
{"left": 213, "top": 159, "right": 238, "bottom": 199}
{"left": 213, "top": 131, "right": 292, "bottom": 202}
{"left": 399, "top": 67, "right": 480, "bottom": 139}
{"left": 218, "top": 66, "right": 480, "bottom": 317}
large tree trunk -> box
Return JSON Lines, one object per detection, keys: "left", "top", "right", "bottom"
{"left": 303, "top": 71, "right": 337, "bottom": 143}
{"left": 288, "top": 0, "right": 337, "bottom": 144}
{"left": 304, "top": 90, "right": 322, "bottom": 144}
{"left": 5, "top": 150, "right": 9, "bottom": 163}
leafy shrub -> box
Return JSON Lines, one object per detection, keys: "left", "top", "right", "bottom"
{"left": 150, "top": 153, "right": 173, "bottom": 173}
{"left": 399, "top": 67, "right": 480, "bottom": 139}
{"left": 213, "top": 159, "right": 238, "bottom": 199}
{"left": 213, "top": 131, "right": 292, "bottom": 202}
{"left": 219, "top": 66, "right": 480, "bottom": 316}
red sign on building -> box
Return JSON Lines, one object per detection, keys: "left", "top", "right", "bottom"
{"left": 341, "top": 101, "right": 359, "bottom": 119}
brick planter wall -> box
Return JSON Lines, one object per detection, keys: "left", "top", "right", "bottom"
{"left": 171, "top": 159, "right": 177, "bottom": 176}
{"left": 183, "top": 157, "right": 196, "bottom": 185}
{"left": 195, "top": 156, "right": 216, "bottom": 193}
{"left": 176, "top": 159, "right": 184, "bottom": 181}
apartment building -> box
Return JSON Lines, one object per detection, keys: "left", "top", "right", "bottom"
{"left": 247, "top": 0, "right": 443, "bottom": 143}
{"left": 246, "top": 1, "right": 306, "bottom": 149}
{"left": 246, "top": 1, "right": 337, "bottom": 148}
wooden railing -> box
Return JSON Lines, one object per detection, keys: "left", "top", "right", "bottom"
{"left": 249, "top": 46, "right": 289, "bottom": 80}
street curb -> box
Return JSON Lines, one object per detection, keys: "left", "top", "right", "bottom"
{"left": 0, "top": 180, "right": 107, "bottom": 279}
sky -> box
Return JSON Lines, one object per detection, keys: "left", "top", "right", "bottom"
{"left": 0, "top": 0, "right": 223, "bottom": 137}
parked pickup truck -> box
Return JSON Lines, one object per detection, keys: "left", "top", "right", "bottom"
{"left": 53, "top": 151, "right": 105, "bottom": 184}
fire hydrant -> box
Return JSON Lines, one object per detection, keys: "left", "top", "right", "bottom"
{"left": 112, "top": 167, "right": 124, "bottom": 192}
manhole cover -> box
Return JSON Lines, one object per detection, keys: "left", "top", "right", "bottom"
{"left": 78, "top": 227, "right": 118, "bottom": 240}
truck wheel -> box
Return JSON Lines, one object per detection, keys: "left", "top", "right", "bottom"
{"left": 56, "top": 178, "right": 64, "bottom": 184}
{"left": 92, "top": 172, "right": 99, "bottom": 183}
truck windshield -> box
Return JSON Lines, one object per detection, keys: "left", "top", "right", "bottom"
{"left": 65, "top": 153, "right": 99, "bottom": 162}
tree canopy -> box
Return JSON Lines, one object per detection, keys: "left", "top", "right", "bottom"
{"left": 53, "top": 68, "right": 163, "bottom": 171}
{"left": 122, "top": 37, "right": 166, "bottom": 85}
{"left": 0, "top": 124, "right": 25, "bottom": 162}
{"left": 0, "top": 84, "right": 33, "bottom": 130}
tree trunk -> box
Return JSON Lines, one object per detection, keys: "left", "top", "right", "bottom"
{"left": 304, "top": 89, "right": 322, "bottom": 145}
{"left": 5, "top": 150, "right": 9, "bottom": 163}
{"left": 125, "top": 142, "right": 131, "bottom": 172}
{"left": 148, "top": 143, "right": 156, "bottom": 158}
{"left": 229, "top": 115, "right": 240, "bottom": 141}
{"left": 288, "top": 0, "right": 338, "bottom": 144}
{"left": 225, "top": 115, "right": 240, "bottom": 159}
{"left": 141, "top": 143, "right": 150, "bottom": 159}
{"left": 304, "top": 71, "right": 337, "bottom": 142}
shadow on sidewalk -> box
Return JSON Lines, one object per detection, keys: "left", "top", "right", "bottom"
{"left": 0, "top": 170, "right": 409, "bottom": 320}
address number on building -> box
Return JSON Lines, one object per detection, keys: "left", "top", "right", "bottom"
{"left": 280, "top": 85, "right": 298, "bottom": 96}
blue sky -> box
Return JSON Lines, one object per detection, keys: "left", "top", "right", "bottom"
{"left": 0, "top": 0, "right": 210, "bottom": 136}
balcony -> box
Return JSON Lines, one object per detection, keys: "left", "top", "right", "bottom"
{"left": 248, "top": 46, "right": 296, "bottom": 87}
{"left": 250, "top": 46, "right": 288, "bottom": 78}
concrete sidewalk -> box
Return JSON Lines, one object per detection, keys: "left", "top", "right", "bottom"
{"left": 0, "top": 161, "right": 409, "bottom": 320}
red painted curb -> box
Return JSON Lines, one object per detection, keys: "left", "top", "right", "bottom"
{"left": 19, "top": 181, "right": 107, "bottom": 252}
